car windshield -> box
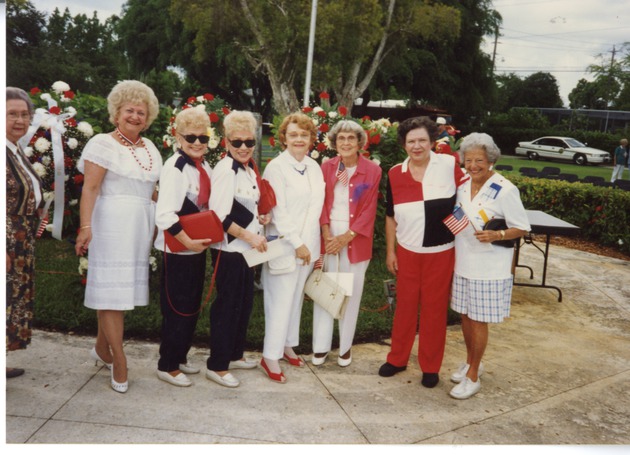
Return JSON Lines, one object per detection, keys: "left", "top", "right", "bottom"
{"left": 564, "top": 138, "right": 586, "bottom": 148}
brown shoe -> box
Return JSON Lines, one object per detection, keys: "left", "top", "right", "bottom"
{"left": 6, "top": 367, "right": 25, "bottom": 378}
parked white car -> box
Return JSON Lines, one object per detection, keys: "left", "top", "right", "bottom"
{"left": 515, "top": 136, "right": 611, "bottom": 165}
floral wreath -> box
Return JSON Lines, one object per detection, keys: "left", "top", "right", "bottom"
{"left": 163, "top": 93, "right": 231, "bottom": 168}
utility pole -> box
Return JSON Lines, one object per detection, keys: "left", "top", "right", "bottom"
{"left": 491, "top": 24, "right": 499, "bottom": 75}
{"left": 303, "top": 0, "right": 318, "bottom": 107}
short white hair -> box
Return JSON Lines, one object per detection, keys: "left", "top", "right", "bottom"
{"left": 460, "top": 132, "right": 501, "bottom": 163}
{"left": 436, "top": 117, "right": 446, "bottom": 125}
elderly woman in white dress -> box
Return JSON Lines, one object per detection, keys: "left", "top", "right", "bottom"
{"left": 449, "top": 133, "right": 530, "bottom": 400}
{"left": 75, "top": 80, "right": 162, "bottom": 393}
{"left": 312, "top": 120, "right": 382, "bottom": 367}
{"left": 260, "top": 112, "right": 325, "bottom": 383}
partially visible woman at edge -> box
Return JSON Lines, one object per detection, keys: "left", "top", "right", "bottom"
{"left": 260, "top": 112, "right": 325, "bottom": 383}
{"left": 206, "top": 110, "right": 269, "bottom": 388}
{"left": 153, "top": 107, "right": 213, "bottom": 388}
{"left": 449, "top": 132, "right": 529, "bottom": 400}
{"left": 312, "top": 120, "right": 381, "bottom": 367}
{"left": 75, "top": 80, "right": 162, "bottom": 393}
{"left": 6, "top": 87, "right": 44, "bottom": 379}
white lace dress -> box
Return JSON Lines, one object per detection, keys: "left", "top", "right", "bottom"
{"left": 77, "top": 134, "right": 162, "bottom": 310}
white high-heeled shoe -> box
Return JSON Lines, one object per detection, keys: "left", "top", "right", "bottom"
{"left": 111, "top": 365, "right": 128, "bottom": 393}
{"left": 89, "top": 347, "right": 112, "bottom": 370}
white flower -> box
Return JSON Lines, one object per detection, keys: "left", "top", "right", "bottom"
{"left": 322, "top": 156, "right": 330, "bottom": 163}
{"left": 52, "top": 81, "right": 70, "bottom": 94}
{"left": 196, "top": 95, "right": 205, "bottom": 103}
{"left": 34, "top": 137, "right": 51, "bottom": 153}
{"left": 311, "top": 118, "right": 319, "bottom": 127}
{"left": 40, "top": 93, "right": 52, "bottom": 101}
{"left": 313, "top": 107, "right": 323, "bottom": 114}
{"left": 323, "top": 134, "right": 332, "bottom": 149}
{"left": 209, "top": 138, "right": 220, "bottom": 149}
{"left": 45, "top": 224, "right": 54, "bottom": 232}
{"left": 619, "top": 239, "right": 624, "bottom": 246}
{"left": 23, "top": 147, "right": 34, "bottom": 158}
{"left": 44, "top": 192, "right": 54, "bottom": 202}
{"left": 149, "top": 256, "right": 157, "bottom": 272}
{"left": 32, "top": 162, "right": 47, "bottom": 177}
{"left": 65, "top": 106, "right": 77, "bottom": 115}
{"left": 310, "top": 150, "right": 320, "bottom": 159}
{"left": 60, "top": 96, "right": 71, "bottom": 103}
{"left": 77, "top": 121, "right": 94, "bottom": 138}
{"left": 78, "top": 257, "right": 89, "bottom": 274}
{"left": 69, "top": 199, "right": 78, "bottom": 206}
{"left": 328, "top": 111, "right": 338, "bottom": 119}
{"left": 67, "top": 138, "right": 78, "bottom": 149}
{"left": 41, "top": 156, "right": 52, "bottom": 166}
{"left": 64, "top": 175, "right": 69, "bottom": 182}
{"left": 372, "top": 158, "right": 381, "bottom": 166}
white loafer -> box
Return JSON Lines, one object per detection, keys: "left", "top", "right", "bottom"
{"left": 337, "top": 354, "right": 352, "bottom": 367}
{"left": 450, "top": 362, "right": 484, "bottom": 383}
{"left": 178, "top": 363, "right": 201, "bottom": 374}
{"left": 157, "top": 370, "right": 192, "bottom": 387}
{"left": 311, "top": 353, "right": 328, "bottom": 366}
{"left": 450, "top": 377, "right": 481, "bottom": 399}
{"left": 206, "top": 370, "right": 240, "bottom": 388}
{"left": 229, "top": 358, "right": 258, "bottom": 369}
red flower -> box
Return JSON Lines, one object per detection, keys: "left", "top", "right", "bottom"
{"left": 65, "top": 118, "right": 77, "bottom": 127}
{"left": 362, "top": 115, "right": 371, "bottom": 122}
{"left": 64, "top": 209, "right": 71, "bottom": 215}
{"left": 187, "top": 96, "right": 196, "bottom": 104}
{"left": 302, "top": 106, "right": 313, "bottom": 113}
{"left": 209, "top": 112, "right": 220, "bottom": 123}
{"left": 220, "top": 138, "right": 226, "bottom": 148}
{"left": 163, "top": 141, "right": 169, "bottom": 148}
{"left": 30, "top": 87, "right": 41, "bottom": 95}
{"left": 338, "top": 106, "right": 348, "bottom": 116}
{"left": 182, "top": 105, "right": 190, "bottom": 110}
{"left": 49, "top": 106, "right": 61, "bottom": 115}
{"left": 319, "top": 91, "right": 330, "bottom": 100}
{"left": 63, "top": 90, "right": 75, "bottom": 99}
{"left": 171, "top": 127, "right": 176, "bottom": 135}
{"left": 81, "top": 278, "right": 87, "bottom": 286}
{"left": 316, "top": 110, "right": 326, "bottom": 118}
{"left": 203, "top": 93, "right": 214, "bottom": 101}
{"left": 222, "top": 107, "right": 231, "bottom": 115}
{"left": 64, "top": 156, "right": 73, "bottom": 166}
{"left": 362, "top": 151, "right": 371, "bottom": 158}
{"left": 316, "top": 143, "right": 326, "bottom": 152}
{"left": 319, "top": 123, "right": 329, "bottom": 133}
{"left": 74, "top": 175, "right": 84, "bottom": 184}
{"left": 269, "top": 137, "right": 276, "bottom": 146}
{"left": 595, "top": 206, "right": 602, "bottom": 212}
{"left": 370, "top": 134, "right": 381, "bottom": 145}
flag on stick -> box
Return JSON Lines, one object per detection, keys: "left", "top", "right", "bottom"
{"left": 443, "top": 205, "right": 469, "bottom": 235}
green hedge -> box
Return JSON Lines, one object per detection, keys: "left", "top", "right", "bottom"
{"left": 510, "top": 175, "right": 630, "bottom": 255}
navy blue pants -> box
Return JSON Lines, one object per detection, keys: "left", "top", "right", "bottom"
{"left": 207, "top": 249, "right": 254, "bottom": 371}
{"left": 158, "top": 251, "right": 206, "bottom": 372}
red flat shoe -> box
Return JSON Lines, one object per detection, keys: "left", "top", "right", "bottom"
{"left": 260, "top": 359, "right": 286, "bottom": 383}
{"left": 282, "top": 353, "right": 305, "bottom": 367}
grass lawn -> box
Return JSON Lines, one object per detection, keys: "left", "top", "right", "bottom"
{"left": 495, "top": 154, "right": 614, "bottom": 181}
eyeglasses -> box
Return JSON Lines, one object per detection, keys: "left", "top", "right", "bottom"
{"left": 337, "top": 135, "right": 358, "bottom": 143}
{"left": 180, "top": 133, "right": 210, "bottom": 144}
{"left": 7, "top": 112, "right": 31, "bottom": 121}
{"left": 229, "top": 139, "right": 256, "bottom": 148}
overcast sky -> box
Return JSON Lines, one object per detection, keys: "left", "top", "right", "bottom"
{"left": 27, "top": 0, "right": 630, "bottom": 107}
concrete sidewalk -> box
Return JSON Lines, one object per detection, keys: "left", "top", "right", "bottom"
{"left": 5, "top": 242, "right": 630, "bottom": 445}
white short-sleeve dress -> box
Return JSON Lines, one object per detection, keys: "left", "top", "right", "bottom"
{"left": 78, "top": 134, "right": 162, "bottom": 310}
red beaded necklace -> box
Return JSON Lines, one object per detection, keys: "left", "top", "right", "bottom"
{"left": 115, "top": 127, "right": 153, "bottom": 172}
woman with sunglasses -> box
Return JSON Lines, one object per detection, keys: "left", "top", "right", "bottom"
{"left": 259, "top": 112, "right": 325, "bottom": 383}
{"left": 153, "top": 107, "right": 214, "bottom": 387}
{"left": 206, "top": 110, "right": 268, "bottom": 388}
{"left": 76, "top": 81, "right": 162, "bottom": 393}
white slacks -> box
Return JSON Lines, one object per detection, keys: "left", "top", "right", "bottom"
{"left": 261, "top": 260, "right": 314, "bottom": 360}
{"left": 312, "top": 219, "right": 370, "bottom": 355}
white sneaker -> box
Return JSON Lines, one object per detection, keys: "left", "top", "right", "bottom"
{"left": 229, "top": 358, "right": 258, "bottom": 369}
{"left": 450, "top": 377, "right": 481, "bottom": 399}
{"left": 450, "top": 362, "right": 484, "bottom": 383}
{"left": 157, "top": 370, "right": 192, "bottom": 387}
{"left": 178, "top": 363, "right": 200, "bottom": 374}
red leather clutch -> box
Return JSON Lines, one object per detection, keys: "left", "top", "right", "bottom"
{"left": 164, "top": 210, "right": 224, "bottom": 252}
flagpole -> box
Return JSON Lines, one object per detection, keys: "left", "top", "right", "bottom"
{"left": 303, "top": 0, "right": 318, "bottom": 107}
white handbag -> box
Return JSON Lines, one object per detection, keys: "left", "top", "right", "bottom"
{"left": 304, "top": 255, "right": 349, "bottom": 319}
{"left": 323, "top": 254, "right": 354, "bottom": 297}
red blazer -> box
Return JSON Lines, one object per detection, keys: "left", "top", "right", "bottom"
{"left": 319, "top": 155, "right": 382, "bottom": 263}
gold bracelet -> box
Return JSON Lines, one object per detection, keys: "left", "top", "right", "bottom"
{"left": 500, "top": 229, "right": 505, "bottom": 240}
{"left": 80, "top": 225, "right": 91, "bottom": 230}
{"left": 349, "top": 230, "right": 356, "bottom": 237}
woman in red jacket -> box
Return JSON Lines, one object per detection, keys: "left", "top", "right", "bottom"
{"left": 311, "top": 120, "right": 382, "bottom": 367}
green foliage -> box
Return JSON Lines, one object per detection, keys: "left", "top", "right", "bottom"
{"left": 511, "top": 175, "right": 630, "bottom": 255}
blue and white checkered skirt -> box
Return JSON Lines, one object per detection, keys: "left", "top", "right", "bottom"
{"left": 451, "top": 274, "right": 514, "bottom": 323}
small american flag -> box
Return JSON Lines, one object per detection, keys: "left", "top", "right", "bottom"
{"left": 36, "top": 215, "right": 49, "bottom": 238}
{"left": 443, "top": 205, "right": 469, "bottom": 235}
{"left": 336, "top": 162, "right": 349, "bottom": 186}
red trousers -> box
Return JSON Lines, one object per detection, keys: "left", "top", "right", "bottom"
{"left": 387, "top": 245, "right": 454, "bottom": 373}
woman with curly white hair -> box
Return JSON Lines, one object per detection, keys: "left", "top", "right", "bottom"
{"left": 75, "top": 80, "right": 162, "bottom": 393}
{"left": 448, "top": 132, "right": 529, "bottom": 400}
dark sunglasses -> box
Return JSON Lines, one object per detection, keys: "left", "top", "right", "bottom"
{"left": 229, "top": 139, "right": 256, "bottom": 148}
{"left": 180, "top": 133, "right": 210, "bottom": 144}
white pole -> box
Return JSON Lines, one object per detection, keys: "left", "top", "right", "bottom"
{"left": 303, "top": 0, "right": 318, "bottom": 107}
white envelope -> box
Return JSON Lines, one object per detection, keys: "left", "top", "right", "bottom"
{"left": 242, "top": 238, "right": 295, "bottom": 267}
